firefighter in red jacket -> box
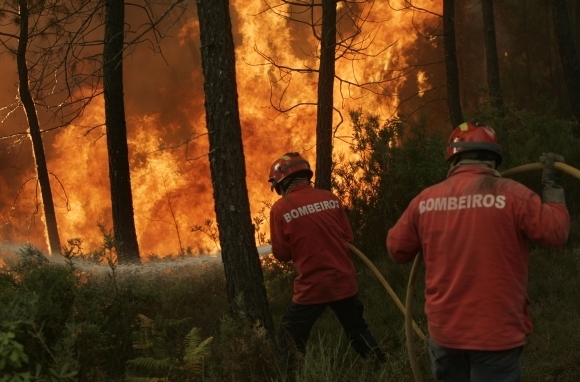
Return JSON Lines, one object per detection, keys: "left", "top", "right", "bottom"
{"left": 268, "top": 152, "right": 386, "bottom": 366}
{"left": 387, "top": 122, "right": 570, "bottom": 381}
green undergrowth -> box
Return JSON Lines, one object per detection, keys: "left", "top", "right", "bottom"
{"left": 0, "top": 244, "right": 578, "bottom": 381}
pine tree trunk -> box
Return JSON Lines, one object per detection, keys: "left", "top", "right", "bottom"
{"left": 17, "top": 0, "right": 61, "bottom": 255}
{"left": 552, "top": 0, "right": 580, "bottom": 129}
{"left": 314, "top": 0, "right": 337, "bottom": 191}
{"left": 443, "top": 0, "right": 464, "bottom": 129}
{"left": 482, "top": 0, "right": 505, "bottom": 115}
{"left": 103, "top": 0, "right": 141, "bottom": 263}
{"left": 196, "top": 0, "right": 275, "bottom": 338}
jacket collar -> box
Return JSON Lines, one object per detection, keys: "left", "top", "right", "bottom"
{"left": 447, "top": 164, "right": 502, "bottom": 179}
{"left": 285, "top": 183, "right": 311, "bottom": 196}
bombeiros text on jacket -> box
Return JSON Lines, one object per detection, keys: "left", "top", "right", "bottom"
{"left": 283, "top": 199, "right": 341, "bottom": 222}
{"left": 419, "top": 193, "right": 506, "bottom": 214}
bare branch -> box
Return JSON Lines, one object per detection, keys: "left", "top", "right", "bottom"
{"left": 49, "top": 172, "right": 72, "bottom": 212}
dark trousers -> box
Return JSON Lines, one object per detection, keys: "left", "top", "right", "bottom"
{"left": 429, "top": 337, "right": 523, "bottom": 382}
{"left": 278, "top": 294, "right": 386, "bottom": 363}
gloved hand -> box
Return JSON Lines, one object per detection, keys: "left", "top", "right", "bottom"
{"left": 540, "top": 152, "right": 565, "bottom": 204}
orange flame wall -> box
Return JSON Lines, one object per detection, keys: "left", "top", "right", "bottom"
{"left": 0, "top": 1, "right": 443, "bottom": 258}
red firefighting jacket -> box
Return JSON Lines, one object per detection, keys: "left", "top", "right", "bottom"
{"left": 387, "top": 166, "right": 570, "bottom": 351}
{"left": 270, "top": 184, "right": 357, "bottom": 304}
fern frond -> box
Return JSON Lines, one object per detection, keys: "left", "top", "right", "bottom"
{"left": 126, "top": 356, "right": 174, "bottom": 374}
{"left": 154, "top": 316, "right": 194, "bottom": 331}
{"left": 136, "top": 314, "right": 155, "bottom": 329}
{"left": 183, "top": 327, "right": 213, "bottom": 374}
{"left": 132, "top": 342, "right": 153, "bottom": 350}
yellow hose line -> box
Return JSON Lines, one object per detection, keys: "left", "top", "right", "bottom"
{"left": 405, "top": 252, "right": 424, "bottom": 382}
{"left": 348, "top": 243, "right": 427, "bottom": 341}
{"left": 499, "top": 162, "right": 580, "bottom": 179}
{"left": 403, "top": 161, "right": 580, "bottom": 382}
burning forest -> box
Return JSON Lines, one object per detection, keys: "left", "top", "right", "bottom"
{"left": 0, "top": 0, "right": 574, "bottom": 260}
{"left": 0, "top": 0, "right": 444, "bottom": 259}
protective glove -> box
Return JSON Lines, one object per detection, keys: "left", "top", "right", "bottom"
{"left": 540, "top": 152, "right": 565, "bottom": 204}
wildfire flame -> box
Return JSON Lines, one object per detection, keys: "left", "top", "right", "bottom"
{"left": 0, "top": 0, "right": 442, "bottom": 260}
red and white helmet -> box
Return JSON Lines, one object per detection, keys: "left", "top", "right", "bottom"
{"left": 446, "top": 121, "right": 502, "bottom": 165}
{"left": 268, "top": 152, "right": 313, "bottom": 192}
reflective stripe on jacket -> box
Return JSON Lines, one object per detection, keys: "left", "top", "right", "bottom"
{"left": 270, "top": 184, "right": 357, "bottom": 304}
{"left": 387, "top": 166, "right": 570, "bottom": 350}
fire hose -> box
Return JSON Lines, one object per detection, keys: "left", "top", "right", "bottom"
{"left": 349, "top": 161, "right": 580, "bottom": 382}
{"left": 348, "top": 243, "right": 427, "bottom": 341}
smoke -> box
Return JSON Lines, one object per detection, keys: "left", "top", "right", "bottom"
{"left": 0, "top": 242, "right": 26, "bottom": 253}
{"left": 0, "top": 242, "right": 30, "bottom": 267}
{"left": 0, "top": 242, "right": 273, "bottom": 281}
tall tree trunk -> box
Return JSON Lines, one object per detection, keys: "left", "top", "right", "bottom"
{"left": 17, "top": 0, "right": 61, "bottom": 255}
{"left": 196, "top": 0, "right": 275, "bottom": 338}
{"left": 443, "top": 0, "right": 464, "bottom": 129}
{"left": 482, "top": 0, "right": 505, "bottom": 115}
{"left": 552, "top": 0, "right": 580, "bottom": 128}
{"left": 522, "top": 0, "right": 533, "bottom": 102}
{"left": 314, "top": 0, "right": 337, "bottom": 191}
{"left": 103, "top": 0, "right": 141, "bottom": 263}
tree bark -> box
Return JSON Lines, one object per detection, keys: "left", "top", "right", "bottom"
{"left": 552, "top": 0, "right": 580, "bottom": 128}
{"left": 17, "top": 0, "right": 61, "bottom": 255}
{"left": 314, "top": 0, "right": 337, "bottom": 191}
{"left": 443, "top": 0, "right": 464, "bottom": 129}
{"left": 103, "top": 0, "right": 141, "bottom": 263}
{"left": 482, "top": 0, "right": 505, "bottom": 115}
{"left": 196, "top": 0, "right": 275, "bottom": 338}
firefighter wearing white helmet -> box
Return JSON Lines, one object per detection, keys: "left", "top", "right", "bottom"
{"left": 268, "top": 152, "right": 386, "bottom": 368}
{"left": 387, "top": 122, "right": 570, "bottom": 381}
